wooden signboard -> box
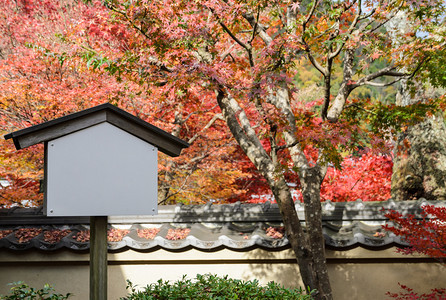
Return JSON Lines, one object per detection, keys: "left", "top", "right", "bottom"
{"left": 4, "top": 103, "right": 189, "bottom": 300}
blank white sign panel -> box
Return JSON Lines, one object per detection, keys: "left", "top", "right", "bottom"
{"left": 46, "top": 122, "right": 158, "bottom": 216}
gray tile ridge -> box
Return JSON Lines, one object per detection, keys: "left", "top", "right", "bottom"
{"left": 1, "top": 199, "right": 444, "bottom": 225}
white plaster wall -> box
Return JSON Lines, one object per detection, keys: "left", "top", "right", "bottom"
{"left": 0, "top": 248, "right": 444, "bottom": 300}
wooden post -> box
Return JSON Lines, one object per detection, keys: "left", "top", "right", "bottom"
{"left": 4, "top": 104, "right": 186, "bottom": 298}
{"left": 90, "top": 216, "right": 108, "bottom": 300}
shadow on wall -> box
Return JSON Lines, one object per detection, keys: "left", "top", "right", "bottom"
{"left": 328, "top": 255, "right": 446, "bottom": 299}
{"left": 0, "top": 261, "right": 90, "bottom": 299}
{"left": 0, "top": 251, "right": 129, "bottom": 300}
{"left": 243, "top": 247, "right": 303, "bottom": 289}
{"left": 244, "top": 245, "right": 446, "bottom": 300}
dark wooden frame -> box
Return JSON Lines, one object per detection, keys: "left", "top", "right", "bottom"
{"left": 4, "top": 103, "right": 189, "bottom": 300}
{"left": 4, "top": 103, "right": 189, "bottom": 157}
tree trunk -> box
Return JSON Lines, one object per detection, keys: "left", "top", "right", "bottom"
{"left": 300, "top": 167, "right": 332, "bottom": 299}
{"left": 270, "top": 85, "right": 333, "bottom": 299}
{"left": 391, "top": 81, "right": 446, "bottom": 200}
{"left": 215, "top": 89, "right": 333, "bottom": 299}
{"left": 158, "top": 112, "right": 182, "bottom": 204}
{"left": 269, "top": 178, "right": 316, "bottom": 293}
{"left": 270, "top": 169, "right": 332, "bottom": 300}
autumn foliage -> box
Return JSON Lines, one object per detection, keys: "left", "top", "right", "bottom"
{"left": 0, "top": 0, "right": 125, "bottom": 206}
{"left": 384, "top": 205, "right": 446, "bottom": 299}
{"left": 0, "top": 0, "right": 247, "bottom": 206}
{"left": 1, "top": 0, "right": 445, "bottom": 298}
{"left": 386, "top": 284, "right": 446, "bottom": 300}
{"left": 387, "top": 284, "right": 446, "bottom": 300}
{"left": 321, "top": 152, "right": 393, "bottom": 202}
{"left": 0, "top": 0, "right": 441, "bottom": 209}
{"left": 242, "top": 151, "right": 393, "bottom": 203}
{"left": 384, "top": 205, "right": 446, "bottom": 261}
{"left": 0, "top": 0, "right": 400, "bottom": 207}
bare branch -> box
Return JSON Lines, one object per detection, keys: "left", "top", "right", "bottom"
{"left": 219, "top": 45, "right": 235, "bottom": 62}
{"left": 329, "top": 0, "right": 362, "bottom": 60}
{"left": 242, "top": 11, "right": 273, "bottom": 45}
{"left": 345, "top": 103, "right": 378, "bottom": 115}
{"left": 300, "top": 0, "right": 327, "bottom": 76}
{"left": 274, "top": 140, "right": 301, "bottom": 151}
{"left": 353, "top": 56, "right": 428, "bottom": 89}
{"left": 303, "top": 0, "right": 318, "bottom": 27}
{"left": 213, "top": 15, "right": 254, "bottom": 67}
{"left": 352, "top": 65, "right": 399, "bottom": 87}
{"left": 218, "top": 21, "right": 251, "bottom": 52}
{"left": 363, "top": 78, "right": 403, "bottom": 87}
{"left": 306, "top": 52, "right": 327, "bottom": 76}
{"left": 250, "top": 7, "right": 261, "bottom": 44}
{"left": 188, "top": 113, "right": 224, "bottom": 144}
{"left": 358, "top": 58, "right": 429, "bottom": 88}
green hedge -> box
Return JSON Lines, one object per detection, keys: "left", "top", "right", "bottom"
{"left": 121, "top": 274, "right": 313, "bottom": 300}
{"left": 0, "top": 282, "right": 71, "bottom": 299}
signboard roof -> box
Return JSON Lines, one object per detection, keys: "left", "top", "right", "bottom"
{"left": 3, "top": 104, "right": 189, "bottom": 217}
{"left": 4, "top": 103, "right": 189, "bottom": 157}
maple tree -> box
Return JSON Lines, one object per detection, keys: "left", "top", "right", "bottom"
{"left": 384, "top": 205, "right": 446, "bottom": 299}
{"left": 387, "top": 284, "right": 446, "bottom": 300}
{"left": 321, "top": 151, "right": 393, "bottom": 202}
{"left": 0, "top": 0, "right": 404, "bottom": 208}
{"left": 1, "top": 0, "right": 445, "bottom": 298}
{"left": 0, "top": 0, "right": 248, "bottom": 207}
{"left": 384, "top": 205, "right": 446, "bottom": 262}
{"left": 68, "top": 0, "right": 444, "bottom": 298}
{"left": 0, "top": 0, "right": 127, "bottom": 206}
{"left": 243, "top": 148, "right": 394, "bottom": 203}
{"left": 0, "top": 0, "right": 396, "bottom": 209}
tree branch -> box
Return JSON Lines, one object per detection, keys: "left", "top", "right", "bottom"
{"left": 367, "top": 1, "right": 403, "bottom": 34}
{"left": 308, "top": 54, "right": 327, "bottom": 76}
{"left": 266, "top": 85, "right": 310, "bottom": 170}
{"left": 300, "top": 0, "right": 327, "bottom": 76}
{"left": 363, "top": 78, "right": 403, "bottom": 87}
{"left": 274, "top": 140, "right": 301, "bottom": 151}
{"left": 303, "top": 0, "right": 318, "bottom": 27}
{"left": 187, "top": 113, "right": 224, "bottom": 144}
{"left": 242, "top": 11, "right": 272, "bottom": 46}
{"left": 216, "top": 88, "right": 275, "bottom": 180}
{"left": 353, "top": 58, "right": 427, "bottom": 89}
{"left": 328, "top": 0, "right": 362, "bottom": 60}
{"left": 249, "top": 7, "right": 261, "bottom": 44}
{"left": 214, "top": 15, "right": 254, "bottom": 67}
{"left": 218, "top": 21, "right": 250, "bottom": 52}
{"left": 352, "top": 65, "right": 399, "bottom": 88}
{"left": 345, "top": 103, "right": 378, "bottom": 115}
